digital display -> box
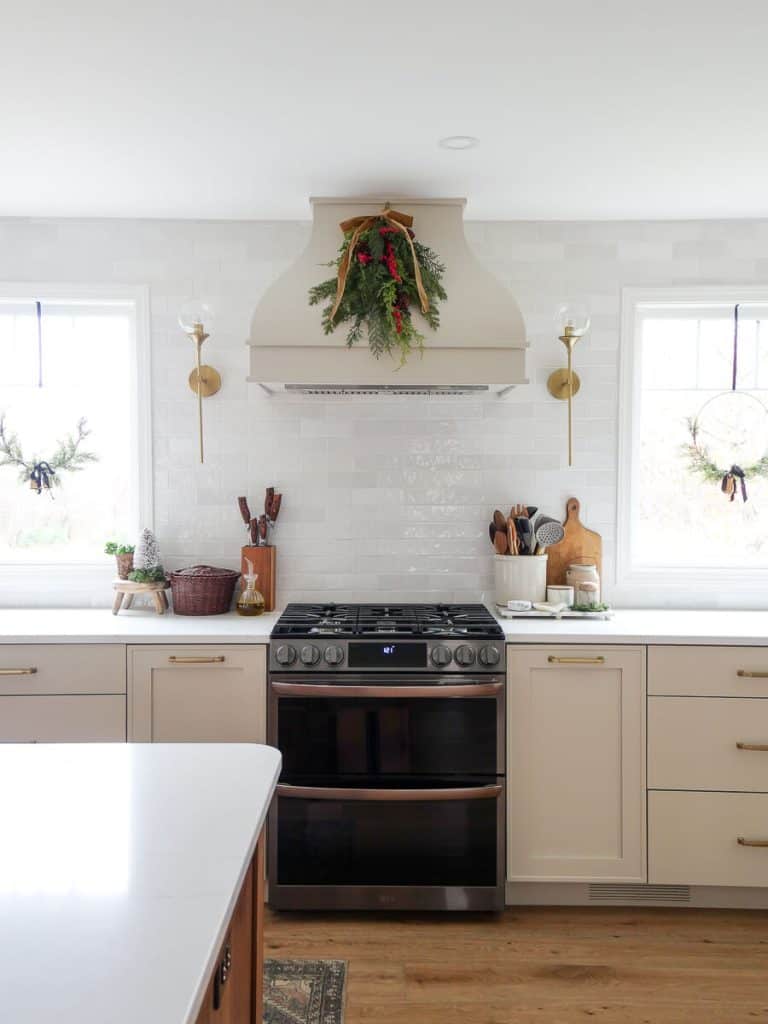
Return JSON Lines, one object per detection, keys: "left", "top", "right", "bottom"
{"left": 348, "top": 642, "right": 427, "bottom": 669}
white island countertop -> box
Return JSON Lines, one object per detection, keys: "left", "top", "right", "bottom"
{"left": 0, "top": 743, "right": 281, "bottom": 1024}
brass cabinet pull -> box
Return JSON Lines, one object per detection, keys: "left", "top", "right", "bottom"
{"left": 736, "top": 742, "right": 768, "bottom": 752}
{"left": 737, "top": 836, "right": 768, "bottom": 848}
{"left": 0, "top": 667, "right": 37, "bottom": 676}
{"left": 167, "top": 655, "right": 225, "bottom": 665}
{"left": 547, "top": 656, "right": 605, "bottom": 665}
{"left": 737, "top": 670, "right": 768, "bottom": 679}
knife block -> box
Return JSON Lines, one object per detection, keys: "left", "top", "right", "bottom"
{"left": 240, "top": 546, "right": 276, "bottom": 612}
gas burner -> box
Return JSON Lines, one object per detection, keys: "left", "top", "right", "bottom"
{"left": 271, "top": 602, "right": 504, "bottom": 640}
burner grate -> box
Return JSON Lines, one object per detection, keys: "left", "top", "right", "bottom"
{"left": 271, "top": 602, "right": 503, "bottom": 639}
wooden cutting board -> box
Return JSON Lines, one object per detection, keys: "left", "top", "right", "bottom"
{"left": 545, "top": 497, "right": 602, "bottom": 587}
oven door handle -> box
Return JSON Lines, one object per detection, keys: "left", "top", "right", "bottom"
{"left": 270, "top": 682, "right": 503, "bottom": 698}
{"left": 276, "top": 783, "right": 502, "bottom": 802}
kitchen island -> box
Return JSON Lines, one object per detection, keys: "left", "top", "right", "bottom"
{"left": 0, "top": 742, "right": 281, "bottom": 1024}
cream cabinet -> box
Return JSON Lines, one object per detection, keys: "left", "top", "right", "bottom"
{"left": 128, "top": 645, "right": 266, "bottom": 743}
{"left": 507, "top": 645, "right": 646, "bottom": 883}
{"left": 0, "top": 644, "right": 126, "bottom": 742}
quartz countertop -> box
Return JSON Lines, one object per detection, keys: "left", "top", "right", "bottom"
{"left": 494, "top": 607, "right": 768, "bottom": 646}
{"left": 1, "top": 606, "right": 767, "bottom": 646}
{"left": 0, "top": 743, "right": 281, "bottom": 1024}
{"left": 0, "top": 607, "right": 280, "bottom": 643}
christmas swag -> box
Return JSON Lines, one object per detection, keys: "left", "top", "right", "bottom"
{"left": 308, "top": 206, "right": 447, "bottom": 364}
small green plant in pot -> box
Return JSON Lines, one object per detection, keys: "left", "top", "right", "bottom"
{"left": 105, "top": 541, "right": 135, "bottom": 580}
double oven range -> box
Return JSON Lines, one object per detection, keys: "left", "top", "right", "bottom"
{"left": 267, "top": 603, "right": 506, "bottom": 911}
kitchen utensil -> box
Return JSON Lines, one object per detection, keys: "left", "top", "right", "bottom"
{"left": 533, "top": 516, "right": 565, "bottom": 549}
{"left": 545, "top": 497, "right": 603, "bottom": 587}
{"left": 514, "top": 516, "right": 533, "bottom": 555}
{"left": 493, "top": 530, "right": 509, "bottom": 555}
{"left": 493, "top": 509, "right": 507, "bottom": 532}
{"left": 237, "top": 496, "right": 251, "bottom": 526}
{"left": 507, "top": 516, "right": 519, "bottom": 555}
{"left": 489, "top": 521, "right": 499, "bottom": 545}
{"left": 526, "top": 506, "right": 538, "bottom": 518}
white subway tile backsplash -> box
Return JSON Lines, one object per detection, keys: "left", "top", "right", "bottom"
{"left": 2, "top": 215, "right": 766, "bottom": 604}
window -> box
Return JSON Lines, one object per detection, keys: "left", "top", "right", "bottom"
{"left": 0, "top": 285, "right": 151, "bottom": 603}
{"left": 617, "top": 287, "right": 768, "bottom": 603}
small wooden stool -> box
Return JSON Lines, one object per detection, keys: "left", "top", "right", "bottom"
{"left": 112, "top": 579, "right": 171, "bottom": 615}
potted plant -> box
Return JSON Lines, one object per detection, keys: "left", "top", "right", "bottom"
{"left": 105, "top": 541, "right": 135, "bottom": 580}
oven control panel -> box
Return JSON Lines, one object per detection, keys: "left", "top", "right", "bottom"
{"left": 269, "top": 639, "right": 505, "bottom": 673}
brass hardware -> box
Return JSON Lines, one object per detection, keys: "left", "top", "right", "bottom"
{"left": 547, "top": 655, "right": 605, "bottom": 665}
{"left": 277, "top": 783, "right": 503, "bottom": 802}
{"left": 737, "top": 670, "right": 768, "bottom": 679}
{"left": 180, "top": 318, "right": 220, "bottom": 464}
{"left": 188, "top": 365, "right": 221, "bottom": 398}
{"left": 547, "top": 320, "right": 588, "bottom": 466}
{"left": 0, "top": 667, "right": 37, "bottom": 676}
{"left": 546, "top": 367, "right": 581, "bottom": 400}
{"left": 737, "top": 837, "right": 768, "bottom": 847}
{"left": 168, "top": 655, "right": 226, "bottom": 665}
{"left": 736, "top": 743, "right": 768, "bottom": 751}
{"left": 271, "top": 682, "right": 503, "bottom": 698}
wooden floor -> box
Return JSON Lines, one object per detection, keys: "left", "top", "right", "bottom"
{"left": 264, "top": 906, "right": 768, "bottom": 1022}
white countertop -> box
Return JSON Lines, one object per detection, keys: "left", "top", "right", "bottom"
{"left": 495, "top": 607, "right": 768, "bottom": 646}
{"left": 0, "top": 607, "right": 280, "bottom": 643}
{"left": 1, "top": 606, "right": 767, "bottom": 645}
{"left": 0, "top": 743, "right": 281, "bottom": 1024}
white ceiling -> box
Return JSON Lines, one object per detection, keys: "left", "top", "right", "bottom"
{"left": 3, "top": 1, "right": 767, "bottom": 221}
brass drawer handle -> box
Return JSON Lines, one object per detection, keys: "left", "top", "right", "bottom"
{"left": 737, "top": 836, "right": 768, "bottom": 848}
{"left": 0, "top": 667, "right": 38, "bottom": 676}
{"left": 737, "top": 670, "right": 768, "bottom": 679}
{"left": 547, "top": 656, "right": 605, "bottom": 665}
{"left": 736, "top": 742, "right": 768, "bottom": 752}
{"left": 168, "top": 656, "right": 226, "bottom": 665}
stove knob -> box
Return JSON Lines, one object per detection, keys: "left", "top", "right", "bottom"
{"left": 431, "top": 645, "right": 453, "bottom": 668}
{"left": 275, "top": 644, "right": 297, "bottom": 666}
{"left": 324, "top": 644, "right": 345, "bottom": 666}
{"left": 454, "top": 644, "right": 476, "bottom": 667}
{"left": 479, "top": 644, "right": 501, "bottom": 667}
{"left": 300, "top": 644, "right": 320, "bottom": 666}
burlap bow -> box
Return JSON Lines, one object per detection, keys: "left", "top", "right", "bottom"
{"left": 329, "top": 206, "right": 430, "bottom": 323}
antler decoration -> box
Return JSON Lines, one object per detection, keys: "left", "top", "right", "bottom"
{"left": 0, "top": 414, "right": 98, "bottom": 496}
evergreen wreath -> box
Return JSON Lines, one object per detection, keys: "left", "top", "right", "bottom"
{"left": 683, "top": 414, "right": 768, "bottom": 503}
{"left": 0, "top": 413, "right": 98, "bottom": 495}
{"left": 308, "top": 207, "right": 447, "bottom": 364}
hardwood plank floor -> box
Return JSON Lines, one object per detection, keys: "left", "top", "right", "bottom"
{"left": 264, "top": 906, "right": 768, "bottom": 1022}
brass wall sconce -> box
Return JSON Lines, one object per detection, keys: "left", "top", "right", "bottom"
{"left": 178, "top": 300, "right": 221, "bottom": 463}
{"left": 547, "top": 304, "right": 590, "bottom": 466}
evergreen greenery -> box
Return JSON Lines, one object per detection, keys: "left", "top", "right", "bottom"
{"left": 308, "top": 218, "right": 447, "bottom": 364}
{"left": 127, "top": 566, "right": 166, "bottom": 583}
{"left": 683, "top": 416, "right": 768, "bottom": 484}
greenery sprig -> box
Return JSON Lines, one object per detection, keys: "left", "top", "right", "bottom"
{"left": 309, "top": 217, "right": 447, "bottom": 364}
{"left": 683, "top": 416, "right": 768, "bottom": 484}
{"left": 0, "top": 414, "right": 98, "bottom": 494}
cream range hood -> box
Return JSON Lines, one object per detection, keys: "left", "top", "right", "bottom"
{"left": 247, "top": 197, "right": 528, "bottom": 396}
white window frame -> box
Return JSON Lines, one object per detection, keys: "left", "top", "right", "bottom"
{"left": 616, "top": 285, "right": 768, "bottom": 610}
{"left": 0, "top": 283, "right": 152, "bottom": 606}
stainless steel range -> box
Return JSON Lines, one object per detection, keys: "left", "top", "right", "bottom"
{"left": 267, "top": 603, "right": 506, "bottom": 912}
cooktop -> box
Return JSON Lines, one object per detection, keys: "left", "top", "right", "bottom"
{"left": 271, "top": 603, "right": 504, "bottom": 640}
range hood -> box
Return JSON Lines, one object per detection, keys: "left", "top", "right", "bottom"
{"left": 247, "top": 197, "right": 527, "bottom": 396}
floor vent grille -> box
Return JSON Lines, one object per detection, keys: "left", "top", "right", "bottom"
{"left": 588, "top": 884, "right": 691, "bottom": 904}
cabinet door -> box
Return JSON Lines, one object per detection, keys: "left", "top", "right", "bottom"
{"left": 128, "top": 646, "right": 266, "bottom": 743}
{"left": 0, "top": 644, "right": 125, "bottom": 696}
{"left": 0, "top": 695, "right": 125, "bottom": 742}
{"left": 507, "top": 645, "right": 646, "bottom": 882}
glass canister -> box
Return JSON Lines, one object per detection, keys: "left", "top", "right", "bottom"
{"left": 236, "top": 560, "right": 265, "bottom": 616}
{"left": 566, "top": 562, "right": 601, "bottom": 606}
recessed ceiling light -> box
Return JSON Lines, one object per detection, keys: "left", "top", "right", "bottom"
{"left": 438, "top": 136, "right": 479, "bottom": 151}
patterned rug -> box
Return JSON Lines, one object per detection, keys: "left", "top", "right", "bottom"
{"left": 264, "top": 959, "right": 347, "bottom": 1024}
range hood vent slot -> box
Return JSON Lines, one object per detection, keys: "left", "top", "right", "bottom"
{"left": 247, "top": 197, "right": 527, "bottom": 397}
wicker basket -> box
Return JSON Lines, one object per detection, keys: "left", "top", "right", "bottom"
{"left": 169, "top": 565, "right": 240, "bottom": 616}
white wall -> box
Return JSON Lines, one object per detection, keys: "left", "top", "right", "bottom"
{"left": 1, "top": 216, "right": 767, "bottom": 606}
